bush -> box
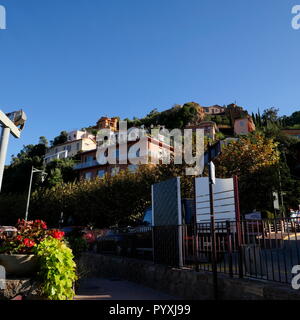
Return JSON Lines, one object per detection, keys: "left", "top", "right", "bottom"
{"left": 66, "top": 236, "right": 88, "bottom": 258}
{"left": 36, "top": 237, "right": 77, "bottom": 300}
{"left": 28, "top": 164, "right": 193, "bottom": 228}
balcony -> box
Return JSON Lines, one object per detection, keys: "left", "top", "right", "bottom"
{"left": 73, "top": 160, "right": 100, "bottom": 170}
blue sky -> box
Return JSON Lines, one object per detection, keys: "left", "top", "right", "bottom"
{"left": 0, "top": 0, "right": 300, "bottom": 162}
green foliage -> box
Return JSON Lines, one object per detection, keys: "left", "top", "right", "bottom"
{"left": 126, "top": 102, "right": 200, "bottom": 130}
{"left": 214, "top": 134, "right": 282, "bottom": 213}
{"left": 2, "top": 141, "right": 77, "bottom": 194}
{"left": 38, "top": 136, "right": 49, "bottom": 147}
{"left": 51, "top": 131, "right": 68, "bottom": 147}
{"left": 204, "top": 114, "right": 231, "bottom": 126}
{"left": 281, "top": 111, "right": 300, "bottom": 128}
{"left": 261, "top": 210, "right": 275, "bottom": 219}
{"left": 25, "top": 164, "right": 193, "bottom": 228}
{"left": 215, "top": 131, "right": 225, "bottom": 140}
{"left": 262, "top": 107, "right": 279, "bottom": 124}
{"left": 2, "top": 143, "right": 47, "bottom": 193}
{"left": 36, "top": 237, "right": 77, "bottom": 300}
{"left": 0, "top": 193, "right": 27, "bottom": 225}
{"left": 66, "top": 236, "right": 88, "bottom": 258}
{"left": 45, "top": 158, "right": 77, "bottom": 188}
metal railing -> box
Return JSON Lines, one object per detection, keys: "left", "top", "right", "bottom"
{"left": 73, "top": 160, "right": 99, "bottom": 170}
{"left": 153, "top": 217, "right": 300, "bottom": 284}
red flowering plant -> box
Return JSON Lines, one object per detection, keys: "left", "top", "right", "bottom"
{"left": 0, "top": 219, "right": 65, "bottom": 255}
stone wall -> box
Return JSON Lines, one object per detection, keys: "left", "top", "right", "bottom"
{"left": 78, "top": 253, "right": 300, "bottom": 300}
{"left": 0, "top": 279, "right": 40, "bottom": 300}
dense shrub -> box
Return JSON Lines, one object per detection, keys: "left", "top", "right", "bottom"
{"left": 18, "top": 164, "right": 193, "bottom": 228}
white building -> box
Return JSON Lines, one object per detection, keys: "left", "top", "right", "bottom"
{"left": 44, "top": 130, "right": 96, "bottom": 164}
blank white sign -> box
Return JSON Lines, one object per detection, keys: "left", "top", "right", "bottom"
{"left": 195, "top": 177, "right": 236, "bottom": 222}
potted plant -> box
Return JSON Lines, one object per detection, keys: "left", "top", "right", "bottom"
{"left": 0, "top": 219, "right": 77, "bottom": 300}
{"left": 0, "top": 219, "right": 58, "bottom": 277}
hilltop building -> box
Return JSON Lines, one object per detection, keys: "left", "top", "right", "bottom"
{"left": 74, "top": 133, "right": 174, "bottom": 180}
{"left": 44, "top": 130, "right": 96, "bottom": 164}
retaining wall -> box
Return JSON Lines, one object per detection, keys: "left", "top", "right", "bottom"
{"left": 78, "top": 253, "right": 300, "bottom": 300}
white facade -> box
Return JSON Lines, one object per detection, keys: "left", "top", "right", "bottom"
{"left": 45, "top": 136, "right": 96, "bottom": 164}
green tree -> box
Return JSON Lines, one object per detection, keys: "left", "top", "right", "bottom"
{"left": 2, "top": 142, "right": 47, "bottom": 194}
{"left": 262, "top": 107, "right": 279, "bottom": 124}
{"left": 45, "top": 158, "right": 77, "bottom": 188}
{"left": 214, "top": 134, "right": 281, "bottom": 214}
{"left": 51, "top": 131, "right": 68, "bottom": 147}
{"left": 39, "top": 136, "right": 49, "bottom": 147}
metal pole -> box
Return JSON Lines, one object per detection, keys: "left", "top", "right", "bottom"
{"left": 208, "top": 143, "right": 218, "bottom": 300}
{"left": 234, "top": 175, "right": 243, "bottom": 278}
{"left": 0, "top": 126, "right": 10, "bottom": 192}
{"left": 278, "top": 168, "right": 285, "bottom": 218}
{"left": 25, "top": 166, "right": 34, "bottom": 221}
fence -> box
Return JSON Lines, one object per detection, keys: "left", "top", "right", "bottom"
{"left": 153, "top": 217, "right": 300, "bottom": 284}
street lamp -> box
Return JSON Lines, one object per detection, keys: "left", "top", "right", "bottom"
{"left": 0, "top": 109, "right": 27, "bottom": 192}
{"left": 25, "top": 166, "right": 47, "bottom": 221}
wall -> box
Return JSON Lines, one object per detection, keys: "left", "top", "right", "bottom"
{"left": 78, "top": 253, "right": 300, "bottom": 300}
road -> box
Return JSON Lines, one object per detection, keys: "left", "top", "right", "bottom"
{"left": 74, "top": 278, "right": 180, "bottom": 300}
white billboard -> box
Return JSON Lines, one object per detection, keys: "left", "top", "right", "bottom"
{"left": 195, "top": 177, "right": 236, "bottom": 222}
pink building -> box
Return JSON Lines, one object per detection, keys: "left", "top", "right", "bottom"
{"left": 234, "top": 117, "right": 256, "bottom": 135}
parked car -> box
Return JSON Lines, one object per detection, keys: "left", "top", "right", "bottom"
{"left": 61, "top": 226, "right": 97, "bottom": 251}
{"left": 96, "top": 228, "right": 129, "bottom": 256}
{"left": 0, "top": 226, "right": 17, "bottom": 239}
{"left": 96, "top": 208, "right": 153, "bottom": 257}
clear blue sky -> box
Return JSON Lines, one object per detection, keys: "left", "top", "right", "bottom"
{"left": 0, "top": 0, "right": 300, "bottom": 162}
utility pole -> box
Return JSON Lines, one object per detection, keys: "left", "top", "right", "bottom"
{"left": 208, "top": 142, "right": 218, "bottom": 300}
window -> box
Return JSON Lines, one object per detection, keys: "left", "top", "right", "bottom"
{"left": 97, "top": 170, "right": 105, "bottom": 178}
{"left": 128, "top": 164, "right": 138, "bottom": 173}
{"left": 84, "top": 172, "right": 92, "bottom": 181}
{"left": 86, "top": 156, "right": 93, "bottom": 163}
{"left": 76, "top": 143, "right": 80, "bottom": 151}
{"left": 67, "top": 145, "right": 72, "bottom": 152}
{"left": 136, "top": 149, "right": 140, "bottom": 157}
{"left": 111, "top": 167, "right": 120, "bottom": 176}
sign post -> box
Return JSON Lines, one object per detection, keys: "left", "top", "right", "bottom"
{"left": 208, "top": 143, "right": 218, "bottom": 300}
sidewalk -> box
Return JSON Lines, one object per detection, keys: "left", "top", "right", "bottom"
{"left": 74, "top": 277, "right": 180, "bottom": 300}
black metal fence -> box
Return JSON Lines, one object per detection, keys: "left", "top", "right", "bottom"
{"left": 153, "top": 217, "right": 300, "bottom": 284}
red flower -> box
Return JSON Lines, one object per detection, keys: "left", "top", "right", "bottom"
{"left": 49, "top": 230, "right": 65, "bottom": 240}
{"left": 23, "top": 238, "right": 36, "bottom": 248}
{"left": 33, "top": 220, "right": 47, "bottom": 230}
{"left": 16, "top": 235, "right": 23, "bottom": 242}
{"left": 41, "top": 221, "right": 47, "bottom": 230}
